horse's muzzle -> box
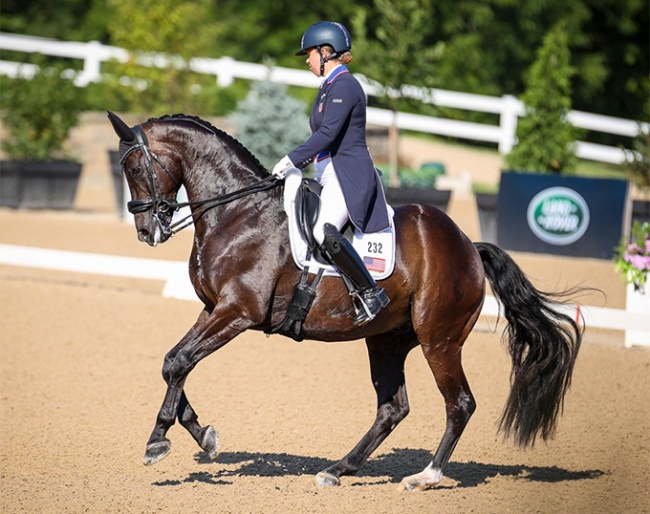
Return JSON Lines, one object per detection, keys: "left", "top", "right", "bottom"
{"left": 135, "top": 212, "right": 173, "bottom": 247}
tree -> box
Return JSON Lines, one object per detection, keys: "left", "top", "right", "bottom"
{"left": 1, "top": 61, "right": 83, "bottom": 160}
{"left": 352, "top": 0, "right": 442, "bottom": 186}
{"left": 228, "top": 81, "right": 310, "bottom": 169}
{"left": 1, "top": 0, "right": 646, "bottom": 125}
{"left": 571, "top": 0, "right": 649, "bottom": 122}
{"left": 105, "top": 0, "right": 221, "bottom": 115}
{"left": 625, "top": 127, "right": 650, "bottom": 196}
{"left": 203, "top": 1, "right": 362, "bottom": 66}
{"left": 505, "top": 24, "right": 579, "bottom": 174}
{"left": 0, "top": 0, "right": 107, "bottom": 41}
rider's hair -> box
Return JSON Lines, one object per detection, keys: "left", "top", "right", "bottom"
{"left": 339, "top": 52, "right": 353, "bottom": 64}
{"left": 321, "top": 44, "right": 353, "bottom": 64}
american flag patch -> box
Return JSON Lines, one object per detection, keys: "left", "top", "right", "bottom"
{"left": 363, "top": 255, "right": 386, "bottom": 273}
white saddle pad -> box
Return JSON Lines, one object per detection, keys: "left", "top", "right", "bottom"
{"left": 283, "top": 169, "right": 396, "bottom": 280}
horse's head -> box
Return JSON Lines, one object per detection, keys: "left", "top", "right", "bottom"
{"left": 107, "top": 111, "right": 181, "bottom": 246}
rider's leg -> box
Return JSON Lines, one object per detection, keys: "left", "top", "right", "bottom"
{"left": 311, "top": 165, "right": 349, "bottom": 245}
{"left": 313, "top": 167, "right": 390, "bottom": 325}
{"left": 321, "top": 224, "right": 390, "bottom": 325}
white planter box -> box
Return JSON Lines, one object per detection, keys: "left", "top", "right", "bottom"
{"left": 625, "top": 281, "right": 650, "bottom": 347}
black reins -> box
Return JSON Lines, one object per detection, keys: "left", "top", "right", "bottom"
{"left": 121, "top": 124, "right": 280, "bottom": 236}
{"left": 167, "top": 176, "right": 280, "bottom": 234}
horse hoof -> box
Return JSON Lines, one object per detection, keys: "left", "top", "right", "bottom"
{"left": 201, "top": 425, "right": 221, "bottom": 460}
{"left": 396, "top": 477, "right": 427, "bottom": 491}
{"left": 316, "top": 472, "right": 340, "bottom": 487}
{"left": 143, "top": 440, "right": 171, "bottom": 466}
{"left": 396, "top": 468, "right": 441, "bottom": 491}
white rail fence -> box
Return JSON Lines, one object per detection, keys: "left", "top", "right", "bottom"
{"left": 0, "top": 31, "right": 647, "bottom": 165}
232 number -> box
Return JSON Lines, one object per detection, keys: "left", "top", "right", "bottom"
{"left": 367, "top": 241, "right": 383, "bottom": 254}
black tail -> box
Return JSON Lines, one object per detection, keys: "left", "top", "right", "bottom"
{"left": 475, "top": 242, "right": 583, "bottom": 448}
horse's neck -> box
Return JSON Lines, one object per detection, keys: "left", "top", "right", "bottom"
{"left": 181, "top": 148, "right": 255, "bottom": 196}
{"left": 182, "top": 162, "right": 285, "bottom": 231}
{"left": 169, "top": 127, "right": 286, "bottom": 236}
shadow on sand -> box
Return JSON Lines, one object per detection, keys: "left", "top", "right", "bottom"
{"left": 152, "top": 447, "right": 604, "bottom": 488}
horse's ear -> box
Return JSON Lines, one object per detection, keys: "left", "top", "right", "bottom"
{"left": 107, "top": 111, "right": 136, "bottom": 143}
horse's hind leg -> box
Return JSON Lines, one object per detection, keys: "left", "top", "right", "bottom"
{"left": 316, "top": 332, "right": 418, "bottom": 487}
{"left": 397, "top": 328, "right": 477, "bottom": 491}
{"left": 177, "top": 393, "right": 220, "bottom": 459}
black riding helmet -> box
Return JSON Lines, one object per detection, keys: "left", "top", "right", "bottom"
{"left": 296, "top": 21, "right": 352, "bottom": 76}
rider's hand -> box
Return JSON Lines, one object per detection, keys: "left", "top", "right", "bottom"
{"left": 272, "top": 155, "right": 295, "bottom": 180}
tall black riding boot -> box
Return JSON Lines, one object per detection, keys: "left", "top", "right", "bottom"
{"left": 321, "top": 223, "right": 390, "bottom": 325}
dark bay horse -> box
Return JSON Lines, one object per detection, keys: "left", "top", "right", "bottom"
{"left": 107, "top": 111, "right": 582, "bottom": 491}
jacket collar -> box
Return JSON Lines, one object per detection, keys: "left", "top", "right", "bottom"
{"left": 322, "top": 64, "right": 349, "bottom": 85}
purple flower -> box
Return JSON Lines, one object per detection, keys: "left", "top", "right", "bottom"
{"left": 614, "top": 222, "right": 649, "bottom": 293}
{"left": 625, "top": 254, "right": 650, "bottom": 271}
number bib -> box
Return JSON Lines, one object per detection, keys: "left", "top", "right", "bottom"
{"left": 351, "top": 227, "right": 395, "bottom": 277}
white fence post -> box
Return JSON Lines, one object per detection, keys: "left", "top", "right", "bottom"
{"left": 76, "top": 40, "right": 103, "bottom": 86}
{"left": 499, "top": 94, "right": 522, "bottom": 155}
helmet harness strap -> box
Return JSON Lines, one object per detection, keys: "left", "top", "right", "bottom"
{"left": 317, "top": 46, "right": 339, "bottom": 77}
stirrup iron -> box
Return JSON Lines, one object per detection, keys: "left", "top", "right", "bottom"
{"left": 352, "top": 287, "right": 390, "bottom": 325}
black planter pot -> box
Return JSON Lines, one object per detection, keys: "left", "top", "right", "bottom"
{"left": 474, "top": 192, "right": 498, "bottom": 244}
{"left": 0, "top": 160, "right": 82, "bottom": 209}
{"left": 631, "top": 199, "right": 649, "bottom": 230}
{"left": 385, "top": 187, "right": 451, "bottom": 212}
{"left": 109, "top": 151, "right": 125, "bottom": 216}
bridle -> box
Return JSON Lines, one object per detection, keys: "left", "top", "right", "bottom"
{"left": 120, "top": 125, "right": 280, "bottom": 237}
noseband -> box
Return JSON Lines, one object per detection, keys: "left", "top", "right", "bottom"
{"left": 120, "top": 125, "right": 280, "bottom": 236}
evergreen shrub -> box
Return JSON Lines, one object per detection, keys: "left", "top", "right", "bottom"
{"left": 229, "top": 81, "right": 310, "bottom": 169}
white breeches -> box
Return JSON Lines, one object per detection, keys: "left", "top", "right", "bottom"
{"left": 313, "top": 157, "right": 349, "bottom": 245}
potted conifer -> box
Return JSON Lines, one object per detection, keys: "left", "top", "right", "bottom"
{"left": 228, "top": 80, "right": 310, "bottom": 170}
{"left": 475, "top": 24, "right": 580, "bottom": 245}
{"left": 476, "top": 24, "right": 629, "bottom": 259}
{"left": 0, "top": 63, "right": 84, "bottom": 209}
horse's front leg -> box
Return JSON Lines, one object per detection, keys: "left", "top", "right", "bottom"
{"left": 143, "top": 367, "right": 187, "bottom": 465}
{"left": 177, "top": 390, "right": 220, "bottom": 460}
{"left": 143, "top": 312, "right": 248, "bottom": 466}
{"left": 146, "top": 357, "right": 219, "bottom": 464}
{"left": 168, "top": 314, "right": 220, "bottom": 458}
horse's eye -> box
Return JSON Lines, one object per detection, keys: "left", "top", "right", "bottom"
{"left": 131, "top": 166, "right": 142, "bottom": 176}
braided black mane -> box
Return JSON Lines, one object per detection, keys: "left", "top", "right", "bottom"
{"left": 147, "top": 113, "right": 268, "bottom": 173}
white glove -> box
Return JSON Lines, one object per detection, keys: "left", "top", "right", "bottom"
{"left": 272, "top": 155, "right": 295, "bottom": 179}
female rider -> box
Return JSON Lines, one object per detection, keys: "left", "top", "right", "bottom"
{"left": 272, "top": 21, "right": 390, "bottom": 325}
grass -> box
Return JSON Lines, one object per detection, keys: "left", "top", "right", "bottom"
{"left": 472, "top": 182, "right": 500, "bottom": 194}
{"left": 574, "top": 160, "right": 628, "bottom": 180}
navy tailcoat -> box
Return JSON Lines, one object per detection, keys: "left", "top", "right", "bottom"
{"left": 288, "top": 66, "right": 390, "bottom": 234}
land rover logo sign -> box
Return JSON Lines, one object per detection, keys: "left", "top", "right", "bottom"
{"left": 526, "top": 187, "right": 590, "bottom": 246}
